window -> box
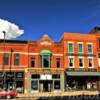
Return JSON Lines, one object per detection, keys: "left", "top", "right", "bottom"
{"left": 88, "top": 44, "right": 92, "bottom": 54}
{"left": 14, "top": 53, "right": 20, "bottom": 66}
{"left": 41, "top": 55, "right": 51, "bottom": 68}
{"left": 69, "top": 57, "right": 74, "bottom": 67}
{"left": 68, "top": 43, "right": 74, "bottom": 53}
{"left": 31, "top": 74, "right": 40, "bottom": 79}
{"left": 52, "top": 74, "right": 60, "bottom": 79}
{"left": 98, "top": 53, "right": 100, "bottom": 58}
{"left": 88, "top": 58, "right": 93, "bottom": 67}
{"left": 31, "top": 80, "right": 38, "bottom": 90}
{"left": 3, "top": 53, "right": 9, "bottom": 65}
{"left": 56, "top": 58, "right": 60, "bottom": 68}
{"left": 31, "top": 58, "right": 35, "bottom": 67}
{"left": 78, "top": 43, "right": 83, "bottom": 53}
{"left": 54, "top": 80, "right": 60, "bottom": 89}
{"left": 79, "top": 58, "right": 83, "bottom": 67}
{"left": 40, "top": 50, "right": 52, "bottom": 68}
{"left": 98, "top": 38, "right": 100, "bottom": 48}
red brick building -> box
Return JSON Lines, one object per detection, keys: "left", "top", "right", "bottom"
{"left": 0, "top": 27, "right": 100, "bottom": 93}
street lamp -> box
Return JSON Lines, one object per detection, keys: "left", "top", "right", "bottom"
{"left": 10, "top": 48, "right": 13, "bottom": 73}
{"left": 2, "top": 31, "right": 6, "bottom": 89}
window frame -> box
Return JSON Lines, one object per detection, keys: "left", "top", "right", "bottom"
{"left": 31, "top": 57, "right": 35, "bottom": 67}
{"left": 78, "top": 42, "right": 83, "bottom": 53}
{"left": 3, "top": 53, "right": 9, "bottom": 65}
{"left": 14, "top": 53, "right": 20, "bottom": 66}
{"left": 68, "top": 56, "right": 74, "bottom": 68}
{"left": 41, "top": 54, "right": 51, "bottom": 68}
{"left": 56, "top": 58, "right": 60, "bottom": 68}
{"left": 68, "top": 42, "right": 74, "bottom": 53}
{"left": 88, "top": 57, "right": 93, "bottom": 68}
{"left": 78, "top": 57, "right": 84, "bottom": 68}
{"left": 87, "top": 43, "right": 93, "bottom": 54}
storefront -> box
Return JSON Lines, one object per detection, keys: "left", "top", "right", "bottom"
{"left": 65, "top": 71, "right": 100, "bottom": 91}
{"left": 0, "top": 71, "right": 24, "bottom": 93}
{"left": 28, "top": 72, "right": 64, "bottom": 93}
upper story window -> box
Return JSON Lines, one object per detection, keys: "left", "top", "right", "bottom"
{"left": 98, "top": 53, "right": 100, "bottom": 58}
{"left": 40, "top": 50, "right": 52, "bottom": 68}
{"left": 88, "top": 58, "right": 93, "bottom": 68}
{"left": 88, "top": 44, "right": 93, "bottom": 54}
{"left": 78, "top": 43, "right": 83, "bottom": 53}
{"left": 68, "top": 42, "right": 74, "bottom": 53}
{"left": 14, "top": 53, "right": 20, "bottom": 66}
{"left": 79, "top": 58, "right": 84, "bottom": 68}
{"left": 98, "top": 38, "right": 100, "bottom": 48}
{"left": 3, "top": 53, "right": 9, "bottom": 65}
{"left": 56, "top": 58, "right": 60, "bottom": 68}
{"left": 68, "top": 57, "right": 74, "bottom": 68}
{"left": 31, "top": 57, "right": 35, "bottom": 67}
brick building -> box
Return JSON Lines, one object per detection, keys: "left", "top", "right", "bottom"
{"left": 0, "top": 27, "right": 100, "bottom": 93}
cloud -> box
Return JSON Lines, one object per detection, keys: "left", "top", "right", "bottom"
{"left": 0, "top": 19, "right": 24, "bottom": 39}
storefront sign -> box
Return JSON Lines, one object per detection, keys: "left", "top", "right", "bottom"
{"left": 6, "top": 72, "right": 14, "bottom": 78}
{"left": 40, "top": 74, "right": 52, "bottom": 80}
{"left": 16, "top": 72, "right": 24, "bottom": 78}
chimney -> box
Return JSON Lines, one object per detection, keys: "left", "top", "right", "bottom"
{"left": 90, "top": 26, "right": 100, "bottom": 34}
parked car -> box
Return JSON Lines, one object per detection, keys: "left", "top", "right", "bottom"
{"left": 0, "top": 89, "right": 17, "bottom": 99}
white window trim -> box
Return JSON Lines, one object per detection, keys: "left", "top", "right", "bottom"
{"left": 68, "top": 56, "right": 74, "bottom": 68}
{"left": 88, "top": 57, "right": 94, "bottom": 68}
{"left": 78, "top": 57, "right": 84, "bottom": 68}
{"left": 68, "top": 41, "right": 74, "bottom": 53}
{"left": 87, "top": 43, "right": 93, "bottom": 54}
{"left": 78, "top": 42, "right": 83, "bottom": 53}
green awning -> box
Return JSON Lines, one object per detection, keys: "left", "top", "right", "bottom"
{"left": 40, "top": 50, "right": 52, "bottom": 55}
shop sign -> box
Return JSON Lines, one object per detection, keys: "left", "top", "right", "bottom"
{"left": 6, "top": 72, "right": 14, "bottom": 78}
{"left": 16, "top": 72, "right": 24, "bottom": 78}
{"left": 40, "top": 74, "right": 52, "bottom": 80}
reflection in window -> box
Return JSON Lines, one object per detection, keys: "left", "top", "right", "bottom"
{"left": 88, "top": 44, "right": 92, "bottom": 54}
{"left": 31, "top": 80, "right": 38, "bottom": 90}
{"left": 3, "top": 53, "right": 9, "bottom": 65}
{"left": 69, "top": 58, "right": 74, "bottom": 67}
{"left": 78, "top": 43, "right": 83, "bottom": 53}
{"left": 41, "top": 55, "right": 51, "bottom": 68}
{"left": 54, "top": 80, "right": 60, "bottom": 89}
{"left": 79, "top": 58, "right": 83, "bottom": 67}
{"left": 31, "top": 58, "right": 35, "bottom": 67}
{"left": 88, "top": 58, "right": 93, "bottom": 67}
{"left": 56, "top": 58, "right": 60, "bottom": 68}
{"left": 68, "top": 43, "right": 73, "bottom": 53}
{"left": 14, "top": 53, "right": 20, "bottom": 66}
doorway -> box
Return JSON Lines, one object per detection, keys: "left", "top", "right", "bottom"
{"left": 39, "top": 80, "right": 53, "bottom": 92}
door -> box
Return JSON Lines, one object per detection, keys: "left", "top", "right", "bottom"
{"left": 39, "top": 80, "right": 52, "bottom": 92}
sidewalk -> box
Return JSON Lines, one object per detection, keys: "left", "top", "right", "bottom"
{"left": 17, "top": 90, "right": 99, "bottom": 98}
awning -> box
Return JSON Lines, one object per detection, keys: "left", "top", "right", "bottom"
{"left": 40, "top": 50, "right": 52, "bottom": 55}
{"left": 66, "top": 72, "right": 100, "bottom": 76}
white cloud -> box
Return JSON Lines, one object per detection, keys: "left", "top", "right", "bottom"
{"left": 0, "top": 19, "right": 24, "bottom": 39}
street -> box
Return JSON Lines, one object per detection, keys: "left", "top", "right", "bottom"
{"left": 10, "top": 95, "right": 100, "bottom": 100}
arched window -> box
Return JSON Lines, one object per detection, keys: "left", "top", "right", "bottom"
{"left": 40, "top": 50, "right": 52, "bottom": 68}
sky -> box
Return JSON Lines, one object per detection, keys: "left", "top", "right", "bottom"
{"left": 0, "top": 0, "right": 100, "bottom": 41}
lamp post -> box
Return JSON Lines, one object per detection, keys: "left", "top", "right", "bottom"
{"left": 2, "top": 31, "right": 6, "bottom": 89}
{"left": 10, "top": 48, "right": 13, "bottom": 73}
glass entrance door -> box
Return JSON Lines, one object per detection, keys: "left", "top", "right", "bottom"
{"left": 39, "top": 80, "right": 52, "bottom": 92}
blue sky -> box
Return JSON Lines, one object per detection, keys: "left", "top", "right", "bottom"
{"left": 0, "top": 0, "right": 100, "bottom": 41}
